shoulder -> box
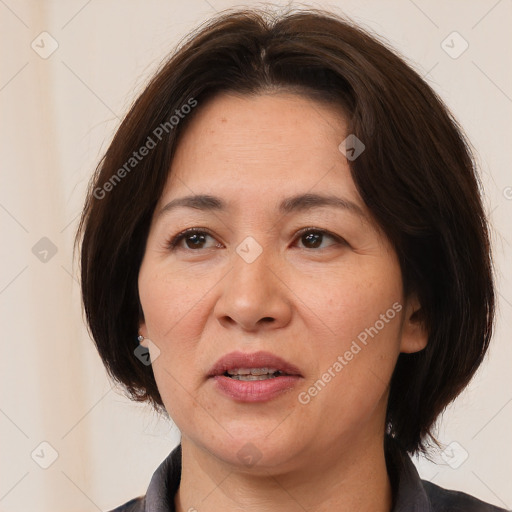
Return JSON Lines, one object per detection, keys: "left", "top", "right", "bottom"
{"left": 422, "top": 480, "right": 510, "bottom": 512}
{"left": 386, "top": 436, "right": 509, "bottom": 512}
{"left": 105, "top": 444, "right": 182, "bottom": 512}
{"left": 107, "top": 496, "right": 145, "bottom": 512}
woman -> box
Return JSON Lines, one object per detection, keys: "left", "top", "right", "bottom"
{"left": 76, "top": 7, "right": 508, "bottom": 512}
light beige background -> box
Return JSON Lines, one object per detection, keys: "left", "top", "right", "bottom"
{"left": 1, "top": 1, "right": 511, "bottom": 511}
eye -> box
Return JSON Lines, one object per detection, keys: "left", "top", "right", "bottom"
{"left": 166, "top": 227, "right": 347, "bottom": 252}
{"left": 294, "top": 227, "right": 346, "bottom": 250}
{"left": 167, "top": 228, "right": 222, "bottom": 250}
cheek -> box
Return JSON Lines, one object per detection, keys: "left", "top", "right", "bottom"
{"left": 138, "top": 261, "right": 216, "bottom": 340}
{"left": 138, "top": 260, "right": 222, "bottom": 416}
{"left": 293, "top": 260, "right": 404, "bottom": 410}
{"left": 295, "top": 258, "right": 403, "bottom": 347}
{"left": 140, "top": 269, "right": 206, "bottom": 430}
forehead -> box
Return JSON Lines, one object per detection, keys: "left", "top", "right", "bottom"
{"left": 160, "top": 92, "right": 360, "bottom": 207}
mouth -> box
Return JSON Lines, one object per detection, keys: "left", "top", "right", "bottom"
{"left": 207, "top": 351, "right": 303, "bottom": 403}
{"left": 223, "top": 368, "right": 291, "bottom": 380}
{"left": 208, "top": 350, "right": 303, "bottom": 379}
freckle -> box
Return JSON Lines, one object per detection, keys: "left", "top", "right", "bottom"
{"left": 220, "top": 117, "right": 227, "bottom": 123}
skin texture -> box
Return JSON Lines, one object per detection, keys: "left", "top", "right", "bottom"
{"left": 138, "top": 92, "right": 428, "bottom": 512}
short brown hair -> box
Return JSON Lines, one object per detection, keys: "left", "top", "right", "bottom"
{"left": 76, "top": 8, "right": 495, "bottom": 456}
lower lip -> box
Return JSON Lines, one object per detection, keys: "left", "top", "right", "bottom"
{"left": 211, "top": 375, "right": 301, "bottom": 402}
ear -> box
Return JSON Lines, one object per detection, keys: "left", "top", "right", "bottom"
{"left": 138, "top": 321, "right": 149, "bottom": 348}
{"left": 399, "top": 293, "right": 428, "bottom": 354}
{"left": 137, "top": 299, "right": 150, "bottom": 346}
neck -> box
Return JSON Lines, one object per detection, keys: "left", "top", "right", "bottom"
{"left": 174, "top": 434, "right": 393, "bottom": 512}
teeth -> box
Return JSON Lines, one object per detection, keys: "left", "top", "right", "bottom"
{"left": 229, "top": 374, "right": 279, "bottom": 381}
{"left": 227, "top": 367, "right": 279, "bottom": 376}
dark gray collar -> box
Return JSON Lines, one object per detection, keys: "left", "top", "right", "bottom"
{"left": 142, "top": 439, "right": 433, "bottom": 512}
{"left": 385, "top": 438, "right": 433, "bottom": 512}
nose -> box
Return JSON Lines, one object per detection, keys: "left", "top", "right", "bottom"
{"left": 214, "top": 244, "right": 292, "bottom": 333}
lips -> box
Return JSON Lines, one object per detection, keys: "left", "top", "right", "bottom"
{"left": 208, "top": 351, "right": 303, "bottom": 403}
{"left": 208, "top": 350, "right": 302, "bottom": 378}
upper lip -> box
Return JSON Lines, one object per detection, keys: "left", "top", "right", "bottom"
{"left": 208, "top": 351, "right": 303, "bottom": 377}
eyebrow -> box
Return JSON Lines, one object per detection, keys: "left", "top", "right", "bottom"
{"left": 158, "top": 193, "right": 367, "bottom": 219}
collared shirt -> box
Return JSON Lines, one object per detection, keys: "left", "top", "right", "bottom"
{"left": 109, "top": 439, "right": 510, "bottom": 512}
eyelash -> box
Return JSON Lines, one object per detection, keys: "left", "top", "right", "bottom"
{"left": 166, "top": 226, "right": 347, "bottom": 251}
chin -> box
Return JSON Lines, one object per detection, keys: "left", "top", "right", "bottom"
{"left": 196, "top": 427, "right": 306, "bottom": 473}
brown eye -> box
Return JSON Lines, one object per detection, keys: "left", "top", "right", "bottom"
{"left": 301, "top": 231, "right": 324, "bottom": 248}
{"left": 296, "top": 228, "right": 343, "bottom": 250}
{"left": 168, "top": 228, "right": 220, "bottom": 250}
{"left": 183, "top": 232, "right": 208, "bottom": 249}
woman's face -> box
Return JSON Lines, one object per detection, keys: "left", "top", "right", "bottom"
{"left": 138, "top": 92, "right": 426, "bottom": 471}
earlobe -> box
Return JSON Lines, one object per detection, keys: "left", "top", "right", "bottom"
{"left": 400, "top": 294, "right": 428, "bottom": 354}
{"left": 138, "top": 323, "right": 149, "bottom": 348}
{"left": 138, "top": 301, "right": 149, "bottom": 347}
